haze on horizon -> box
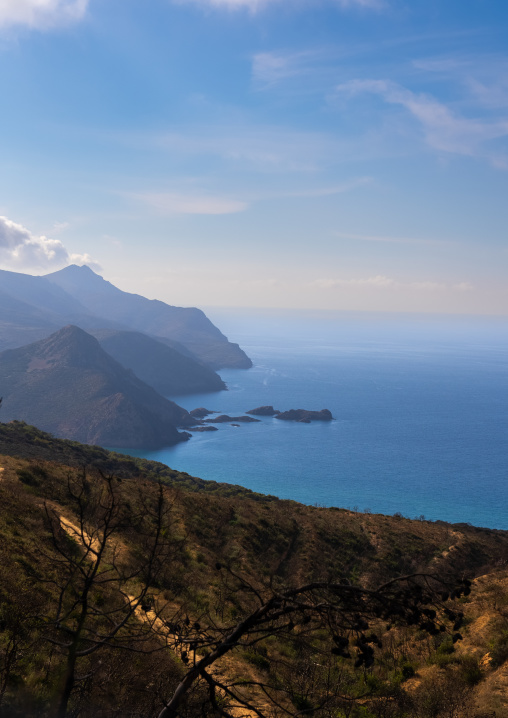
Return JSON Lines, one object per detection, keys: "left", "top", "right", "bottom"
{"left": 0, "top": 0, "right": 507, "bottom": 316}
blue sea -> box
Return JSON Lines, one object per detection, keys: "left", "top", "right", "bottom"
{"left": 123, "top": 310, "right": 508, "bottom": 530}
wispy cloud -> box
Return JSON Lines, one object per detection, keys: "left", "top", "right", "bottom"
{"left": 310, "top": 276, "right": 473, "bottom": 291}
{"left": 252, "top": 50, "right": 316, "bottom": 87}
{"left": 413, "top": 55, "right": 508, "bottom": 110}
{"left": 334, "top": 230, "right": 446, "bottom": 245}
{"left": 336, "top": 78, "right": 508, "bottom": 165}
{"left": 176, "top": 0, "right": 384, "bottom": 12}
{"left": 153, "top": 125, "right": 344, "bottom": 172}
{"left": 134, "top": 192, "right": 247, "bottom": 215}
{"left": 0, "top": 0, "right": 89, "bottom": 30}
{"left": 130, "top": 176, "right": 369, "bottom": 215}
{"left": 0, "top": 215, "right": 99, "bottom": 271}
{"left": 284, "top": 177, "right": 372, "bottom": 198}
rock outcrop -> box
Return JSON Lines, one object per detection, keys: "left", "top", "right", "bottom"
{"left": 246, "top": 406, "right": 280, "bottom": 416}
{"left": 275, "top": 409, "right": 333, "bottom": 422}
{"left": 204, "top": 415, "right": 261, "bottom": 424}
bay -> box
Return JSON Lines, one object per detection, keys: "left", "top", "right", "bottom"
{"left": 121, "top": 310, "right": 508, "bottom": 530}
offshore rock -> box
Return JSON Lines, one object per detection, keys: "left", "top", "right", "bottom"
{"left": 275, "top": 409, "right": 333, "bottom": 422}
{"left": 204, "top": 415, "right": 261, "bottom": 424}
{"left": 246, "top": 406, "right": 280, "bottom": 416}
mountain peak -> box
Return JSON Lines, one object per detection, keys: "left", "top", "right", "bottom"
{"left": 64, "top": 263, "right": 97, "bottom": 274}
{"left": 45, "top": 264, "right": 103, "bottom": 281}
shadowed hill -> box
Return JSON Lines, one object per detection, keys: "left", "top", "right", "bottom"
{"left": 0, "top": 325, "right": 193, "bottom": 448}
{"left": 91, "top": 329, "right": 226, "bottom": 396}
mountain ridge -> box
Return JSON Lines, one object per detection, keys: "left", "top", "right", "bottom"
{"left": 0, "top": 264, "right": 252, "bottom": 369}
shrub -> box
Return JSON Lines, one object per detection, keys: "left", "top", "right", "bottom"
{"left": 459, "top": 655, "right": 482, "bottom": 686}
{"left": 490, "top": 629, "right": 508, "bottom": 668}
{"left": 16, "top": 469, "right": 39, "bottom": 487}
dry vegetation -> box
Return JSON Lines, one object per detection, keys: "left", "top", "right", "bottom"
{"left": 0, "top": 422, "right": 507, "bottom": 717}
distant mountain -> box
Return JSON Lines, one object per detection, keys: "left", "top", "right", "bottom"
{"left": 0, "top": 265, "right": 252, "bottom": 370}
{"left": 0, "top": 267, "right": 125, "bottom": 351}
{"left": 0, "top": 325, "right": 194, "bottom": 448}
{"left": 90, "top": 329, "right": 227, "bottom": 396}
{"left": 45, "top": 265, "right": 252, "bottom": 369}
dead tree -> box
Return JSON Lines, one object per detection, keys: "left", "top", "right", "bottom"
{"left": 155, "top": 564, "right": 469, "bottom": 718}
{"left": 40, "top": 468, "right": 176, "bottom": 718}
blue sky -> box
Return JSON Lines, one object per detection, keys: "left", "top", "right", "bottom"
{"left": 0, "top": 0, "right": 507, "bottom": 314}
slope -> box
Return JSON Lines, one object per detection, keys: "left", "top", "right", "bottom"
{"left": 91, "top": 329, "right": 226, "bottom": 396}
{"left": 0, "top": 325, "right": 193, "bottom": 448}
{"left": 0, "top": 429, "right": 508, "bottom": 717}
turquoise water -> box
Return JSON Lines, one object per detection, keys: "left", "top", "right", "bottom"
{"left": 121, "top": 311, "right": 508, "bottom": 530}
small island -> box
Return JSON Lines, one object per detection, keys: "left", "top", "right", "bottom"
{"left": 190, "top": 408, "right": 215, "bottom": 418}
{"left": 204, "top": 414, "right": 261, "bottom": 424}
{"left": 275, "top": 409, "right": 333, "bottom": 422}
{"left": 246, "top": 405, "right": 280, "bottom": 416}
{"left": 246, "top": 406, "right": 333, "bottom": 423}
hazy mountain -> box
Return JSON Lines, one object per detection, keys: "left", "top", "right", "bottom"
{"left": 91, "top": 329, "right": 227, "bottom": 396}
{"left": 0, "top": 325, "right": 193, "bottom": 448}
{"left": 45, "top": 265, "right": 252, "bottom": 368}
{"left": 0, "top": 268, "right": 122, "bottom": 351}
{"left": 0, "top": 265, "right": 252, "bottom": 370}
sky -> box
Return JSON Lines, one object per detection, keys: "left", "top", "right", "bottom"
{"left": 0, "top": 0, "right": 507, "bottom": 314}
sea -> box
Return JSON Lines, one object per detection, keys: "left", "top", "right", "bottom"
{"left": 122, "top": 310, "right": 508, "bottom": 531}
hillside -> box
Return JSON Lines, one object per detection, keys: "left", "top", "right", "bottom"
{"left": 91, "top": 329, "right": 226, "bottom": 396}
{"left": 0, "top": 326, "right": 194, "bottom": 448}
{"left": 45, "top": 265, "right": 252, "bottom": 368}
{"left": 0, "top": 265, "right": 252, "bottom": 370}
{"left": 0, "top": 424, "right": 507, "bottom": 717}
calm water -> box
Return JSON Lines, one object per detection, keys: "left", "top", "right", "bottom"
{"left": 121, "top": 311, "right": 508, "bottom": 530}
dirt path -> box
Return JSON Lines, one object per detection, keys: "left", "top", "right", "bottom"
{"left": 57, "top": 514, "right": 267, "bottom": 717}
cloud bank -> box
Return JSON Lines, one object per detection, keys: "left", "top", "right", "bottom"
{"left": 0, "top": 0, "right": 89, "bottom": 30}
{"left": 0, "top": 216, "right": 99, "bottom": 272}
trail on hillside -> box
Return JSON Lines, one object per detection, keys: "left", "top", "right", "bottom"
{"left": 56, "top": 511, "right": 269, "bottom": 718}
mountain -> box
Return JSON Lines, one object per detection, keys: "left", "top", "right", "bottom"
{"left": 0, "top": 325, "right": 194, "bottom": 448}
{"left": 90, "top": 329, "right": 226, "bottom": 396}
{"left": 45, "top": 265, "right": 252, "bottom": 368}
{"left": 0, "top": 265, "right": 252, "bottom": 369}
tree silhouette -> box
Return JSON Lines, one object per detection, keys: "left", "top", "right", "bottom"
{"left": 40, "top": 468, "right": 177, "bottom": 718}
{"left": 154, "top": 563, "right": 468, "bottom": 717}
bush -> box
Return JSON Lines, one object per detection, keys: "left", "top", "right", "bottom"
{"left": 459, "top": 655, "right": 482, "bottom": 686}
{"left": 241, "top": 649, "right": 271, "bottom": 672}
{"left": 16, "top": 469, "right": 39, "bottom": 487}
{"left": 490, "top": 629, "right": 508, "bottom": 668}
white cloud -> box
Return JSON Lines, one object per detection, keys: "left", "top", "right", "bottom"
{"left": 0, "top": 215, "right": 99, "bottom": 271}
{"left": 177, "top": 0, "right": 383, "bottom": 11}
{"left": 0, "top": 0, "right": 89, "bottom": 29}
{"left": 336, "top": 78, "right": 508, "bottom": 163}
{"left": 135, "top": 192, "right": 247, "bottom": 215}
